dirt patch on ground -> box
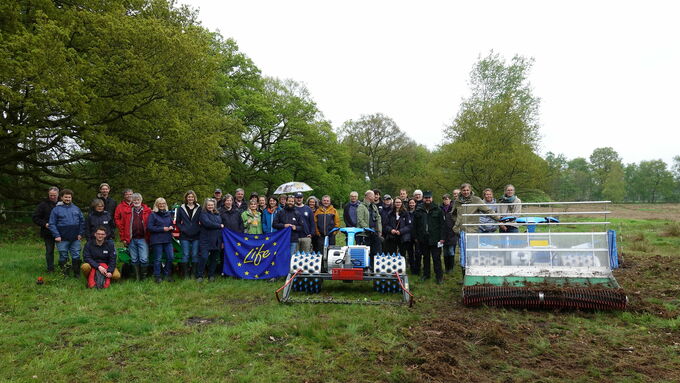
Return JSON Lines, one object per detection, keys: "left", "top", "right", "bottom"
{"left": 409, "top": 250, "right": 680, "bottom": 382}
{"left": 184, "top": 316, "right": 216, "bottom": 326}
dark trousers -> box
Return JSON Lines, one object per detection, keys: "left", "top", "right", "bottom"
{"left": 410, "top": 240, "right": 422, "bottom": 275}
{"left": 422, "top": 243, "right": 443, "bottom": 280}
{"left": 316, "top": 234, "right": 336, "bottom": 252}
{"left": 43, "top": 236, "right": 56, "bottom": 271}
{"left": 384, "top": 238, "right": 409, "bottom": 258}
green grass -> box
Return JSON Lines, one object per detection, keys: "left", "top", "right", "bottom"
{"left": 2, "top": 205, "right": 680, "bottom": 382}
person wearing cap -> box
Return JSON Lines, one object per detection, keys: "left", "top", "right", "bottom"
{"left": 413, "top": 191, "right": 446, "bottom": 284}
{"left": 357, "top": 190, "right": 382, "bottom": 258}
{"left": 453, "top": 183, "right": 500, "bottom": 235}
{"left": 293, "top": 192, "right": 314, "bottom": 252}
{"left": 213, "top": 188, "right": 225, "bottom": 209}
{"left": 314, "top": 195, "right": 340, "bottom": 250}
{"left": 343, "top": 191, "right": 360, "bottom": 227}
{"left": 379, "top": 194, "right": 394, "bottom": 237}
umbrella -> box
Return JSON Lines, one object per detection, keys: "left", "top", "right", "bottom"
{"left": 273, "top": 182, "right": 313, "bottom": 195}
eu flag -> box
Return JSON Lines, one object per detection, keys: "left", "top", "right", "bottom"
{"left": 222, "top": 227, "right": 292, "bottom": 279}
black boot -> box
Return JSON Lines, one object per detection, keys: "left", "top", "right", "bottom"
{"left": 134, "top": 264, "right": 141, "bottom": 281}
{"left": 191, "top": 263, "right": 198, "bottom": 279}
{"left": 444, "top": 256, "right": 455, "bottom": 273}
{"left": 140, "top": 264, "right": 149, "bottom": 281}
{"left": 180, "top": 263, "right": 189, "bottom": 279}
{"left": 72, "top": 260, "right": 81, "bottom": 278}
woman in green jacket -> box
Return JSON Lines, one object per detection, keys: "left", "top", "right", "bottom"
{"left": 242, "top": 199, "right": 263, "bottom": 234}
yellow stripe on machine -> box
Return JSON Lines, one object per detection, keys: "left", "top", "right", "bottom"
{"left": 529, "top": 240, "right": 550, "bottom": 247}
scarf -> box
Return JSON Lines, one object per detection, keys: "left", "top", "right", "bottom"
{"left": 499, "top": 194, "right": 516, "bottom": 203}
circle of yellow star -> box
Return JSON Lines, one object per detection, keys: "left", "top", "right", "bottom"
{"left": 237, "top": 242, "right": 241, "bottom": 247}
{"left": 244, "top": 271, "right": 249, "bottom": 276}
{"left": 244, "top": 237, "right": 249, "bottom": 241}
{"left": 254, "top": 236, "right": 259, "bottom": 239}
{"left": 265, "top": 237, "right": 270, "bottom": 240}
{"left": 255, "top": 275, "right": 259, "bottom": 278}
{"left": 264, "top": 271, "right": 270, "bottom": 275}
{"left": 271, "top": 261, "right": 275, "bottom": 266}
{"left": 273, "top": 242, "right": 277, "bottom": 246}
{"left": 237, "top": 262, "right": 242, "bottom": 267}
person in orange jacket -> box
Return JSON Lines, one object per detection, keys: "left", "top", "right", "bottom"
{"left": 313, "top": 195, "right": 340, "bottom": 250}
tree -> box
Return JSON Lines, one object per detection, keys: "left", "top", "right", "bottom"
{"left": 626, "top": 160, "right": 675, "bottom": 203}
{"left": 1, "top": 0, "right": 238, "bottom": 205}
{"left": 589, "top": 147, "right": 622, "bottom": 199}
{"left": 339, "top": 113, "right": 429, "bottom": 194}
{"left": 602, "top": 162, "right": 625, "bottom": 202}
{"left": 438, "top": 52, "right": 546, "bottom": 195}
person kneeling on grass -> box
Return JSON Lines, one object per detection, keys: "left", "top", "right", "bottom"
{"left": 81, "top": 227, "right": 120, "bottom": 287}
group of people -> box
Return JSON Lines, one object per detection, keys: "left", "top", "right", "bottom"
{"left": 32, "top": 182, "right": 522, "bottom": 286}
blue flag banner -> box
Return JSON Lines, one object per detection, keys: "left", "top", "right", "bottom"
{"left": 222, "top": 227, "right": 292, "bottom": 279}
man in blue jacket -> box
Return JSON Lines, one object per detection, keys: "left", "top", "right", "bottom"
{"left": 293, "top": 192, "right": 314, "bottom": 253}
{"left": 49, "top": 189, "right": 85, "bottom": 277}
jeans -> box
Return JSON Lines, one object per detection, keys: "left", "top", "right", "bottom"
{"left": 43, "top": 236, "right": 56, "bottom": 271}
{"left": 128, "top": 238, "right": 149, "bottom": 265}
{"left": 152, "top": 242, "right": 174, "bottom": 277}
{"left": 289, "top": 242, "right": 299, "bottom": 256}
{"left": 180, "top": 239, "right": 199, "bottom": 264}
{"left": 57, "top": 240, "right": 81, "bottom": 263}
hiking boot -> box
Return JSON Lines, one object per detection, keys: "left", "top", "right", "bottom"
{"left": 72, "top": 260, "right": 81, "bottom": 278}
{"left": 133, "top": 264, "right": 141, "bottom": 281}
{"left": 208, "top": 276, "right": 215, "bottom": 282}
{"left": 165, "top": 275, "right": 174, "bottom": 283}
{"left": 436, "top": 278, "right": 443, "bottom": 285}
{"left": 154, "top": 276, "right": 162, "bottom": 283}
{"left": 196, "top": 277, "right": 204, "bottom": 283}
{"left": 60, "top": 261, "right": 70, "bottom": 277}
{"left": 180, "top": 263, "right": 189, "bottom": 279}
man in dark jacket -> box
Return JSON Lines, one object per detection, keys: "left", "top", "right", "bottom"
{"left": 81, "top": 227, "right": 120, "bottom": 282}
{"left": 441, "top": 193, "right": 456, "bottom": 273}
{"left": 95, "top": 183, "right": 117, "bottom": 218}
{"left": 293, "top": 192, "right": 314, "bottom": 253}
{"left": 273, "top": 196, "right": 304, "bottom": 256}
{"left": 343, "top": 191, "right": 360, "bottom": 227}
{"left": 32, "top": 187, "right": 59, "bottom": 272}
{"left": 413, "top": 191, "right": 446, "bottom": 284}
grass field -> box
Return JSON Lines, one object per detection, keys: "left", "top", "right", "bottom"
{"left": 1, "top": 204, "right": 679, "bottom": 382}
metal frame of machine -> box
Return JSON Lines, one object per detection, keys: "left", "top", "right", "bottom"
{"left": 276, "top": 227, "right": 414, "bottom": 306}
{"left": 459, "top": 201, "right": 628, "bottom": 310}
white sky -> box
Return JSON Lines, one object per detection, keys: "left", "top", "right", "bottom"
{"left": 182, "top": 0, "right": 679, "bottom": 166}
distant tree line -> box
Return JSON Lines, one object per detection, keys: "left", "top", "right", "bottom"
{"left": 1, "top": 1, "right": 677, "bottom": 212}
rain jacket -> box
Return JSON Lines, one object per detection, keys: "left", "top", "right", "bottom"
{"left": 48, "top": 203, "right": 85, "bottom": 241}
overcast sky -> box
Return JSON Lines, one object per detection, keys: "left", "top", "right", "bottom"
{"left": 182, "top": 0, "right": 678, "bottom": 166}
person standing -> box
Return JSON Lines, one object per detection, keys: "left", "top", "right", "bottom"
{"left": 294, "top": 192, "right": 314, "bottom": 252}
{"left": 440, "top": 193, "right": 456, "bottom": 273}
{"left": 32, "top": 186, "right": 59, "bottom": 272}
{"left": 233, "top": 188, "right": 247, "bottom": 213}
{"left": 307, "top": 196, "right": 320, "bottom": 252}
{"left": 384, "top": 197, "right": 413, "bottom": 257}
{"left": 147, "top": 198, "right": 175, "bottom": 283}
{"left": 343, "top": 191, "right": 360, "bottom": 228}
{"left": 406, "top": 198, "right": 420, "bottom": 275}
{"left": 278, "top": 194, "right": 288, "bottom": 209}
{"left": 85, "top": 199, "right": 115, "bottom": 241}
{"left": 176, "top": 190, "right": 201, "bottom": 279}
{"left": 96, "top": 183, "right": 117, "bottom": 218}
{"left": 48, "top": 189, "right": 85, "bottom": 277}
{"left": 221, "top": 194, "right": 244, "bottom": 233}
{"left": 479, "top": 188, "right": 499, "bottom": 233}
{"left": 81, "top": 227, "right": 121, "bottom": 283}
{"left": 258, "top": 195, "right": 267, "bottom": 213}
{"left": 498, "top": 184, "right": 522, "bottom": 233}
{"left": 273, "top": 196, "right": 304, "bottom": 256}
{"left": 413, "top": 189, "right": 424, "bottom": 208}
{"left": 122, "top": 194, "right": 151, "bottom": 281}
{"left": 413, "top": 191, "right": 445, "bottom": 284}
{"left": 198, "top": 198, "right": 223, "bottom": 282}
{"left": 314, "top": 195, "right": 340, "bottom": 250}
{"left": 242, "top": 199, "right": 263, "bottom": 234}
{"left": 398, "top": 189, "right": 409, "bottom": 202}
{"left": 262, "top": 196, "right": 281, "bottom": 234}
{"left": 114, "top": 188, "right": 134, "bottom": 240}
{"left": 357, "top": 190, "right": 382, "bottom": 258}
